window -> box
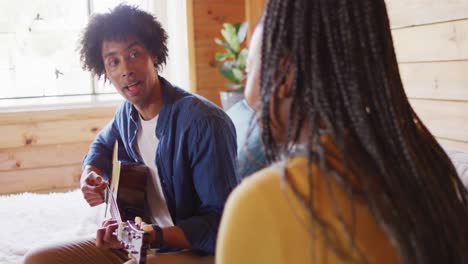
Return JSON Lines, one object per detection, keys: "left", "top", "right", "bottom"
{"left": 0, "top": 0, "right": 189, "bottom": 106}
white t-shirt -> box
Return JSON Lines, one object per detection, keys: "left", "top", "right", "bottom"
{"left": 136, "top": 114, "right": 174, "bottom": 227}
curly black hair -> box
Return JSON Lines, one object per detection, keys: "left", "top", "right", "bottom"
{"left": 79, "top": 4, "right": 168, "bottom": 78}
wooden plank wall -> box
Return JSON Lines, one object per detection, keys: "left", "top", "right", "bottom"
{"left": 0, "top": 106, "right": 115, "bottom": 194}
{"left": 188, "top": 0, "right": 246, "bottom": 105}
{"left": 242, "top": 0, "right": 468, "bottom": 150}
{"left": 245, "top": 0, "right": 266, "bottom": 41}
{"left": 387, "top": 0, "right": 468, "bottom": 150}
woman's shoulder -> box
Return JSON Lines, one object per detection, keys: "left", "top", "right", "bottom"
{"left": 235, "top": 163, "right": 283, "bottom": 194}
{"left": 228, "top": 157, "right": 309, "bottom": 205}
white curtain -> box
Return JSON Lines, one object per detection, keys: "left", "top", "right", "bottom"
{"left": 151, "top": 0, "right": 190, "bottom": 91}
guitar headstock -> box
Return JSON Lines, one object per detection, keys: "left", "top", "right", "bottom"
{"left": 116, "top": 220, "right": 151, "bottom": 264}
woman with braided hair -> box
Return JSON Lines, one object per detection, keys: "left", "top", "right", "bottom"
{"left": 216, "top": 0, "right": 468, "bottom": 263}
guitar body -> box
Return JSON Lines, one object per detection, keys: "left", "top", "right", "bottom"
{"left": 116, "top": 163, "right": 150, "bottom": 222}
{"left": 109, "top": 161, "right": 151, "bottom": 264}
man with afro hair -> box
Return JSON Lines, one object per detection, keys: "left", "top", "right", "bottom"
{"left": 24, "top": 4, "right": 238, "bottom": 263}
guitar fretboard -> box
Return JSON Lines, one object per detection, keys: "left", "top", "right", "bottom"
{"left": 108, "top": 187, "right": 122, "bottom": 223}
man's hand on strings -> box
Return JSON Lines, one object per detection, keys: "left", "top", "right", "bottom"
{"left": 80, "top": 165, "right": 108, "bottom": 206}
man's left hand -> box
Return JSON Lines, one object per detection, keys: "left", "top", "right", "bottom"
{"left": 96, "top": 219, "right": 122, "bottom": 249}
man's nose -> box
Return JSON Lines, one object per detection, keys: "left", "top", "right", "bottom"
{"left": 120, "top": 59, "right": 134, "bottom": 78}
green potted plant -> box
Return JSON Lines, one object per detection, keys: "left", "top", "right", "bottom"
{"left": 214, "top": 21, "right": 248, "bottom": 110}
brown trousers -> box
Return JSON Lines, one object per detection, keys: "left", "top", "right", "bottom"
{"left": 23, "top": 238, "right": 214, "bottom": 264}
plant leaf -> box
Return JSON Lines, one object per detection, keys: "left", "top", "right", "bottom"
{"left": 237, "top": 22, "right": 248, "bottom": 43}
{"left": 219, "top": 63, "right": 238, "bottom": 83}
{"left": 221, "top": 23, "right": 240, "bottom": 53}
{"left": 227, "top": 50, "right": 236, "bottom": 59}
{"left": 232, "top": 68, "right": 245, "bottom": 82}
{"left": 214, "top": 38, "right": 224, "bottom": 46}
{"left": 215, "top": 52, "right": 228, "bottom": 61}
{"left": 236, "top": 48, "right": 248, "bottom": 69}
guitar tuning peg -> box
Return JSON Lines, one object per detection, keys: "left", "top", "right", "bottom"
{"left": 134, "top": 216, "right": 142, "bottom": 225}
{"left": 142, "top": 224, "right": 153, "bottom": 233}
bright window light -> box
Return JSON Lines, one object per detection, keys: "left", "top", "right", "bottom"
{"left": 0, "top": 0, "right": 149, "bottom": 100}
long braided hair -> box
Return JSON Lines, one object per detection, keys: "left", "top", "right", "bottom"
{"left": 259, "top": 0, "right": 468, "bottom": 263}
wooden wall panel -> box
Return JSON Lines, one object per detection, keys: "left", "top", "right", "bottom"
{"left": 387, "top": 0, "right": 468, "bottom": 151}
{"left": 0, "top": 118, "right": 110, "bottom": 149}
{"left": 0, "top": 106, "right": 115, "bottom": 194}
{"left": 189, "top": 0, "right": 246, "bottom": 105}
{"left": 399, "top": 61, "right": 468, "bottom": 101}
{"left": 193, "top": 2, "right": 245, "bottom": 26}
{"left": 0, "top": 106, "right": 116, "bottom": 125}
{"left": 245, "top": 0, "right": 266, "bottom": 40}
{"left": 392, "top": 19, "right": 468, "bottom": 63}
{"left": 386, "top": 0, "right": 468, "bottom": 29}
{"left": 0, "top": 164, "right": 82, "bottom": 194}
{"left": 196, "top": 64, "right": 229, "bottom": 90}
{"left": 437, "top": 138, "right": 468, "bottom": 151}
{"left": 410, "top": 99, "right": 468, "bottom": 143}
{"left": 0, "top": 142, "right": 90, "bottom": 171}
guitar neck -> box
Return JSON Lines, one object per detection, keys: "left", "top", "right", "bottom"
{"left": 108, "top": 187, "right": 123, "bottom": 223}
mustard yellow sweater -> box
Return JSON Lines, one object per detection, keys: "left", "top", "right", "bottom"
{"left": 216, "top": 156, "right": 400, "bottom": 264}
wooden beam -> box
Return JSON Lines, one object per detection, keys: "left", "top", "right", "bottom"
{"left": 187, "top": 0, "right": 198, "bottom": 94}
{"left": 245, "top": 0, "right": 266, "bottom": 41}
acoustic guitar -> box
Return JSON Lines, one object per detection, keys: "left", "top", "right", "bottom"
{"left": 106, "top": 142, "right": 151, "bottom": 264}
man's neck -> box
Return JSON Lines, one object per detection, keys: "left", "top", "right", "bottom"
{"left": 136, "top": 78, "right": 163, "bottom": 120}
{"left": 137, "top": 103, "right": 162, "bottom": 120}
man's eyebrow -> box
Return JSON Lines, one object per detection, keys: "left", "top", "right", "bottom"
{"left": 126, "top": 41, "right": 143, "bottom": 51}
{"left": 103, "top": 41, "right": 143, "bottom": 59}
{"left": 103, "top": 51, "right": 116, "bottom": 59}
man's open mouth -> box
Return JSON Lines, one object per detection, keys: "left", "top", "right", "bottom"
{"left": 124, "top": 81, "right": 142, "bottom": 95}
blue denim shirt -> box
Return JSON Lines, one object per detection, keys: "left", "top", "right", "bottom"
{"left": 226, "top": 100, "right": 267, "bottom": 178}
{"left": 83, "top": 77, "right": 239, "bottom": 254}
